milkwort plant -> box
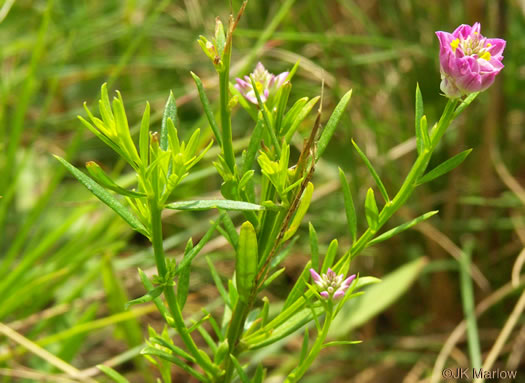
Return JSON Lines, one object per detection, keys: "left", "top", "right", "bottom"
{"left": 55, "top": 3, "right": 505, "bottom": 381}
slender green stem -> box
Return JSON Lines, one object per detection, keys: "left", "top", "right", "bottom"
{"left": 219, "top": 50, "right": 236, "bottom": 173}
{"left": 148, "top": 199, "right": 217, "bottom": 380}
{"left": 221, "top": 299, "right": 250, "bottom": 383}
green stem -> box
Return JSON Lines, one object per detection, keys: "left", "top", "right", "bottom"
{"left": 219, "top": 49, "right": 236, "bottom": 173}
{"left": 148, "top": 199, "right": 217, "bottom": 380}
{"left": 221, "top": 299, "right": 250, "bottom": 383}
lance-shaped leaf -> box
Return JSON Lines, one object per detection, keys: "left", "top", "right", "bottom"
{"left": 316, "top": 89, "right": 352, "bottom": 160}
{"left": 420, "top": 115, "right": 430, "bottom": 150}
{"left": 241, "top": 118, "right": 264, "bottom": 174}
{"left": 283, "top": 182, "right": 314, "bottom": 242}
{"left": 161, "top": 91, "right": 178, "bottom": 151}
{"left": 230, "top": 354, "right": 250, "bottom": 383}
{"left": 365, "top": 188, "right": 379, "bottom": 230}
{"left": 339, "top": 168, "right": 357, "bottom": 243}
{"left": 54, "top": 156, "right": 150, "bottom": 238}
{"left": 321, "top": 239, "right": 338, "bottom": 273}
{"left": 283, "top": 96, "right": 320, "bottom": 142}
{"left": 166, "top": 199, "right": 264, "bottom": 212}
{"left": 283, "top": 261, "right": 312, "bottom": 310}
{"left": 191, "top": 72, "right": 222, "bottom": 146}
{"left": 236, "top": 222, "right": 258, "bottom": 302}
{"left": 139, "top": 102, "right": 150, "bottom": 168}
{"left": 206, "top": 256, "right": 231, "bottom": 308}
{"left": 367, "top": 210, "right": 439, "bottom": 247}
{"left": 86, "top": 161, "right": 146, "bottom": 198}
{"left": 417, "top": 149, "right": 473, "bottom": 185}
{"left": 113, "top": 92, "right": 140, "bottom": 166}
{"left": 309, "top": 223, "right": 320, "bottom": 270}
{"left": 352, "top": 139, "right": 389, "bottom": 202}
{"left": 415, "top": 83, "right": 424, "bottom": 154}
{"left": 124, "top": 285, "right": 164, "bottom": 309}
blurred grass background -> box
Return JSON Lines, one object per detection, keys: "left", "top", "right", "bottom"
{"left": 1, "top": 0, "right": 525, "bottom": 382}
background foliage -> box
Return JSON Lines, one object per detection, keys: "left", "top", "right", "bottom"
{"left": 1, "top": 0, "right": 524, "bottom": 381}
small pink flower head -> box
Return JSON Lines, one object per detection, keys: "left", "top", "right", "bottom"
{"left": 436, "top": 22, "right": 505, "bottom": 98}
{"left": 310, "top": 268, "right": 356, "bottom": 300}
{"left": 234, "top": 62, "right": 289, "bottom": 105}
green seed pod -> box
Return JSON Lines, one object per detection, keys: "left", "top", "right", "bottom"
{"left": 236, "top": 221, "right": 258, "bottom": 302}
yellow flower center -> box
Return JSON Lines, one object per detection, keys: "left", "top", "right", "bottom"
{"left": 450, "top": 38, "right": 460, "bottom": 52}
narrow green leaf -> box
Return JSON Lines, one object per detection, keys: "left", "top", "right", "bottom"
{"left": 242, "top": 119, "right": 264, "bottom": 175}
{"left": 54, "top": 156, "right": 149, "bottom": 238}
{"left": 260, "top": 268, "right": 285, "bottom": 290}
{"left": 86, "top": 161, "right": 145, "bottom": 198}
{"left": 191, "top": 72, "right": 221, "bottom": 146}
{"left": 283, "top": 182, "right": 314, "bottom": 241}
{"left": 352, "top": 139, "right": 389, "bottom": 202}
{"left": 113, "top": 94, "right": 140, "bottom": 165}
{"left": 230, "top": 354, "right": 250, "bottom": 383}
{"left": 283, "top": 261, "right": 312, "bottom": 310}
{"left": 253, "top": 365, "right": 265, "bottom": 383}
{"left": 299, "top": 328, "right": 309, "bottom": 363}
{"left": 150, "top": 336, "right": 195, "bottom": 362}
{"left": 367, "top": 210, "right": 439, "bottom": 247}
{"left": 321, "top": 239, "right": 338, "bottom": 273}
{"left": 176, "top": 214, "right": 224, "bottom": 274}
{"left": 270, "top": 237, "right": 298, "bottom": 269}
{"left": 177, "top": 246, "right": 192, "bottom": 309}
{"left": 166, "top": 199, "right": 264, "bottom": 212}
{"left": 364, "top": 188, "right": 379, "bottom": 230}
{"left": 161, "top": 91, "right": 178, "bottom": 151}
{"left": 417, "top": 149, "right": 473, "bottom": 185}
{"left": 124, "top": 285, "right": 164, "bottom": 309}
{"left": 338, "top": 168, "right": 357, "bottom": 243}
{"left": 309, "top": 223, "right": 320, "bottom": 270}
{"left": 206, "top": 256, "right": 231, "bottom": 308}
{"left": 138, "top": 268, "right": 173, "bottom": 326}
{"left": 274, "top": 82, "right": 292, "bottom": 135}
{"left": 97, "top": 365, "right": 130, "bottom": 383}
{"left": 250, "top": 76, "right": 281, "bottom": 153}
{"left": 420, "top": 115, "right": 430, "bottom": 149}
{"left": 316, "top": 89, "right": 352, "bottom": 160}
{"left": 139, "top": 102, "right": 150, "bottom": 167}
{"left": 236, "top": 221, "right": 258, "bottom": 302}
{"left": 415, "top": 83, "right": 424, "bottom": 154}
{"left": 283, "top": 96, "right": 319, "bottom": 143}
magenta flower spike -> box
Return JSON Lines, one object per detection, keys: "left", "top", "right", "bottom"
{"left": 234, "top": 62, "right": 289, "bottom": 104}
{"left": 310, "top": 268, "right": 356, "bottom": 300}
{"left": 436, "top": 22, "right": 505, "bottom": 98}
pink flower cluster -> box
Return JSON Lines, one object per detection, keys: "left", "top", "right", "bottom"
{"left": 234, "top": 62, "right": 289, "bottom": 105}
{"left": 436, "top": 23, "right": 505, "bottom": 98}
{"left": 310, "top": 268, "right": 356, "bottom": 300}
